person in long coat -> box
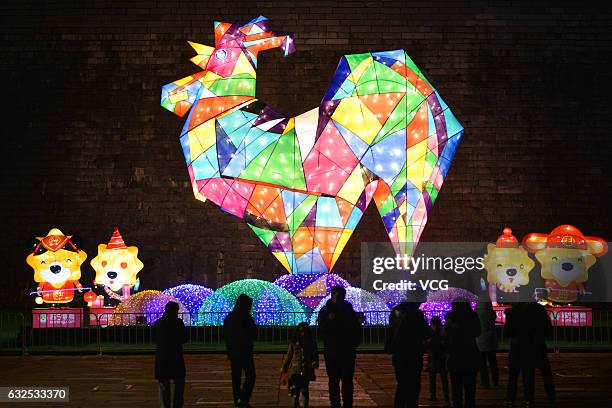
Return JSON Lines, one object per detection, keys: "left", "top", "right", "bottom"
{"left": 444, "top": 299, "right": 481, "bottom": 408}
{"left": 317, "top": 286, "right": 361, "bottom": 408}
{"left": 224, "top": 294, "right": 257, "bottom": 407}
{"left": 385, "top": 301, "right": 430, "bottom": 408}
{"left": 154, "top": 301, "right": 186, "bottom": 408}
{"left": 504, "top": 302, "right": 556, "bottom": 407}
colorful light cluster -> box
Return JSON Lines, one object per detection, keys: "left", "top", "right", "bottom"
{"left": 274, "top": 273, "right": 351, "bottom": 308}
{"left": 197, "top": 279, "right": 306, "bottom": 326}
{"left": 419, "top": 287, "right": 478, "bottom": 323}
{"left": 109, "top": 290, "right": 190, "bottom": 326}
{"left": 376, "top": 288, "right": 407, "bottom": 309}
{"left": 163, "top": 284, "right": 214, "bottom": 320}
{"left": 309, "top": 287, "right": 390, "bottom": 326}
{"left": 161, "top": 16, "right": 463, "bottom": 275}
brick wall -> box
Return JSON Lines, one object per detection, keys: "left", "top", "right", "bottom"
{"left": 1, "top": 1, "right": 610, "bottom": 307}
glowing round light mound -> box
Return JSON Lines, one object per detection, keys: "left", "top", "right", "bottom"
{"left": 377, "top": 289, "right": 408, "bottom": 309}
{"left": 109, "top": 290, "right": 190, "bottom": 326}
{"left": 420, "top": 287, "right": 478, "bottom": 324}
{"left": 197, "top": 279, "right": 306, "bottom": 326}
{"left": 274, "top": 273, "right": 352, "bottom": 309}
{"left": 163, "top": 284, "right": 214, "bottom": 320}
{"left": 309, "top": 287, "right": 390, "bottom": 326}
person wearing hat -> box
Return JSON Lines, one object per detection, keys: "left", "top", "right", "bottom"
{"left": 317, "top": 285, "right": 361, "bottom": 408}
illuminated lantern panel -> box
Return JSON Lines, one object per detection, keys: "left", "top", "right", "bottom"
{"left": 161, "top": 16, "right": 464, "bottom": 275}
{"left": 274, "top": 273, "right": 351, "bottom": 309}
{"left": 309, "top": 287, "right": 390, "bottom": 326}
{"left": 197, "top": 279, "right": 306, "bottom": 326}
{"left": 109, "top": 290, "right": 190, "bottom": 326}
{"left": 163, "top": 284, "right": 214, "bottom": 320}
{"left": 419, "top": 287, "right": 478, "bottom": 324}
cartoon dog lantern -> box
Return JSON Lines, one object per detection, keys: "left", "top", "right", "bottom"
{"left": 483, "top": 228, "right": 535, "bottom": 305}
{"left": 27, "top": 228, "right": 87, "bottom": 305}
{"left": 523, "top": 225, "right": 607, "bottom": 303}
{"left": 87, "top": 228, "right": 143, "bottom": 307}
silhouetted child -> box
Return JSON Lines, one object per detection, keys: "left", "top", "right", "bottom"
{"left": 154, "top": 301, "right": 186, "bottom": 408}
{"left": 427, "top": 316, "right": 449, "bottom": 403}
{"left": 281, "top": 322, "right": 319, "bottom": 408}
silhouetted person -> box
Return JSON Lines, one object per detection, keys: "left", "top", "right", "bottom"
{"left": 317, "top": 286, "right": 361, "bottom": 408}
{"left": 476, "top": 302, "right": 499, "bottom": 387}
{"left": 154, "top": 301, "right": 186, "bottom": 408}
{"left": 385, "top": 301, "right": 430, "bottom": 408}
{"left": 281, "top": 322, "right": 319, "bottom": 408}
{"left": 427, "top": 316, "right": 449, "bottom": 403}
{"left": 504, "top": 302, "right": 556, "bottom": 407}
{"left": 445, "top": 299, "right": 481, "bottom": 408}
{"left": 224, "top": 294, "right": 257, "bottom": 407}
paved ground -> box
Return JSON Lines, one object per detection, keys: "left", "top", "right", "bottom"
{"left": 0, "top": 353, "right": 610, "bottom": 407}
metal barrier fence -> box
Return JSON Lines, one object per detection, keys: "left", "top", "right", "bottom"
{"left": 1, "top": 310, "right": 610, "bottom": 354}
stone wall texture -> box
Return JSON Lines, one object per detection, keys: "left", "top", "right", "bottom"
{"left": 1, "top": 1, "right": 610, "bottom": 307}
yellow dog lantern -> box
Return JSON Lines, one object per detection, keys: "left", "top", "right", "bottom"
{"left": 523, "top": 225, "right": 607, "bottom": 303}
{"left": 483, "top": 228, "right": 535, "bottom": 305}
{"left": 26, "top": 228, "right": 87, "bottom": 305}
{"left": 88, "top": 228, "right": 144, "bottom": 307}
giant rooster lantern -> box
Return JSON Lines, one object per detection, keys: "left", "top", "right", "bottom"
{"left": 161, "top": 16, "right": 464, "bottom": 275}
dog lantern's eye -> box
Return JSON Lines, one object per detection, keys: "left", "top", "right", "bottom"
{"left": 520, "top": 264, "right": 524, "bottom": 269}
{"left": 66, "top": 258, "right": 71, "bottom": 263}
{"left": 578, "top": 258, "right": 583, "bottom": 263}
{"left": 496, "top": 264, "right": 502, "bottom": 268}
{"left": 121, "top": 262, "right": 128, "bottom": 269}
{"left": 552, "top": 256, "right": 558, "bottom": 262}
{"left": 40, "top": 260, "right": 46, "bottom": 265}
{"left": 215, "top": 49, "right": 227, "bottom": 61}
{"left": 101, "top": 261, "right": 107, "bottom": 267}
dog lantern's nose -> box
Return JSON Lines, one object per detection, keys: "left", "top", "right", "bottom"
{"left": 50, "top": 265, "right": 62, "bottom": 274}
{"left": 562, "top": 263, "right": 573, "bottom": 271}
{"left": 506, "top": 268, "right": 517, "bottom": 277}
{"left": 107, "top": 271, "right": 118, "bottom": 279}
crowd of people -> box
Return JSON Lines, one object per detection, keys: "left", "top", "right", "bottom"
{"left": 152, "top": 285, "right": 556, "bottom": 408}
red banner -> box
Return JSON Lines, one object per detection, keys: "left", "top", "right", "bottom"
{"left": 32, "top": 308, "right": 83, "bottom": 328}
